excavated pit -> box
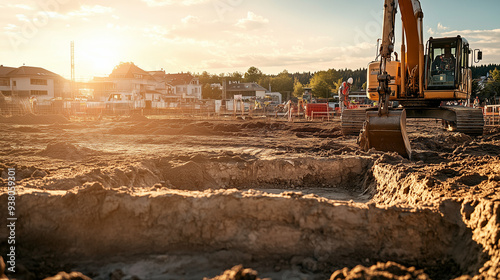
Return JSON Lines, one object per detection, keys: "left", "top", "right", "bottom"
{"left": 0, "top": 117, "right": 499, "bottom": 279}
{"left": 0, "top": 188, "right": 492, "bottom": 280}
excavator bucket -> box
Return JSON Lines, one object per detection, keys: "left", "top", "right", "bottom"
{"left": 360, "top": 110, "right": 412, "bottom": 159}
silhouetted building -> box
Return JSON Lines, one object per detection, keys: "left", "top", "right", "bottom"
{"left": 0, "top": 65, "right": 70, "bottom": 100}
{"left": 90, "top": 63, "right": 201, "bottom": 102}
{"left": 226, "top": 82, "right": 267, "bottom": 99}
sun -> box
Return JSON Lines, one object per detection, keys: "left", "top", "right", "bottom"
{"left": 77, "top": 34, "right": 122, "bottom": 76}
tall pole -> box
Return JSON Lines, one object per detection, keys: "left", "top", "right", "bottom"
{"left": 223, "top": 78, "right": 227, "bottom": 100}
{"left": 71, "top": 41, "right": 75, "bottom": 99}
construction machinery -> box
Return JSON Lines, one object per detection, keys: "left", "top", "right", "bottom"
{"left": 341, "top": 0, "right": 483, "bottom": 159}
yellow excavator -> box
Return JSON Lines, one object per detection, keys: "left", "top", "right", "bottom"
{"left": 341, "top": 0, "right": 484, "bottom": 159}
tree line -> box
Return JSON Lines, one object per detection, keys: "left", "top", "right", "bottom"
{"left": 195, "top": 66, "right": 367, "bottom": 100}
{"left": 471, "top": 64, "right": 500, "bottom": 79}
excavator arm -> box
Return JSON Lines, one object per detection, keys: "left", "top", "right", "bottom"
{"left": 378, "top": 0, "right": 423, "bottom": 110}
{"left": 377, "top": 0, "right": 397, "bottom": 116}
{"left": 361, "top": 0, "right": 423, "bottom": 159}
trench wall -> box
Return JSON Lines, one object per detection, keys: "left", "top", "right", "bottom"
{"left": 0, "top": 188, "right": 478, "bottom": 272}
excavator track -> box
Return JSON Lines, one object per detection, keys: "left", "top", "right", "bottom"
{"left": 442, "top": 106, "right": 484, "bottom": 136}
{"left": 341, "top": 109, "right": 369, "bottom": 136}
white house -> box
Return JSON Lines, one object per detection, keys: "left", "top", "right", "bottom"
{"left": 163, "top": 73, "right": 202, "bottom": 100}
{"left": 0, "top": 65, "right": 69, "bottom": 101}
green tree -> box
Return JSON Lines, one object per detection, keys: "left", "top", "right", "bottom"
{"left": 229, "top": 71, "right": 243, "bottom": 83}
{"left": 332, "top": 78, "right": 343, "bottom": 96}
{"left": 293, "top": 77, "right": 304, "bottom": 98}
{"left": 198, "top": 71, "right": 211, "bottom": 85}
{"left": 310, "top": 74, "right": 332, "bottom": 98}
{"left": 310, "top": 70, "right": 341, "bottom": 98}
{"left": 471, "top": 80, "right": 480, "bottom": 99}
{"left": 271, "top": 70, "right": 294, "bottom": 94}
{"left": 202, "top": 83, "right": 222, "bottom": 99}
{"left": 483, "top": 68, "right": 500, "bottom": 104}
{"left": 257, "top": 76, "right": 271, "bottom": 91}
{"left": 244, "top": 66, "right": 263, "bottom": 83}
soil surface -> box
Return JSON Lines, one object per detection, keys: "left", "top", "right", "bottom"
{"left": 0, "top": 114, "right": 499, "bottom": 280}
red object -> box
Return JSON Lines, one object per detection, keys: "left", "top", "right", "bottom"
{"left": 306, "top": 103, "right": 330, "bottom": 118}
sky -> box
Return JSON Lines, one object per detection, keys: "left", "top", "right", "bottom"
{"left": 1, "top": 0, "right": 499, "bottom": 81}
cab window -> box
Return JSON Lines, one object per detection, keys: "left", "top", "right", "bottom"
{"left": 428, "top": 41, "right": 457, "bottom": 88}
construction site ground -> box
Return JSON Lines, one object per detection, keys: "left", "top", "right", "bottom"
{"left": 0, "top": 113, "right": 499, "bottom": 280}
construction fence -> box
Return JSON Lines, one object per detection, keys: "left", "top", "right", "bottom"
{"left": 1, "top": 98, "right": 499, "bottom": 126}
{"left": 0, "top": 99, "right": 332, "bottom": 120}
{"left": 484, "top": 105, "right": 500, "bottom": 127}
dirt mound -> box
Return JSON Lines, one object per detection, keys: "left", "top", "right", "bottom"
{"left": 205, "top": 265, "right": 266, "bottom": 280}
{"left": 291, "top": 126, "right": 324, "bottom": 133}
{"left": 108, "top": 121, "right": 214, "bottom": 136}
{"left": 180, "top": 123, "right": 214, "bottom": 135}
{"left": 484, "top": 126, "right": 500, "bottom": 135}
{"left": 410, "top": 133, "right": 456, "bottom": 152}
{"left": 330, "top": 262, "right": 430, "bottom": 280}
{"left": 43, "top": 272, "right": 91, "bottom": 280}
{"left": 452, "top": 142, "right": 500, "bottom": 158}
{"left": 165, "top": 161, "right": 217, "bottom": 190}
{"left": 120, "top": 114, "right": 149, "bottom": 122}
{"left": 0, "top": 164, "right": 47, "bottom": 180}
{"left": 37, "top": 142, "right": 99, "bottom": 160}
{"left": 214, "top": 123, "right": 241, "bottom": 133}
{"left": 0, "top": 114, "right": 69, "bottom": 125}
{"left": 241, "top": 121, "right": 287, "bottom": 131}
{"left": 445, "top": 132, "right": 473, "bottom": 144}
{"left": 10, "top": 126, "right": 43, "bottom": 133}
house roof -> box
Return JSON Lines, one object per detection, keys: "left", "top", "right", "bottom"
{"left": 164, "top": 73, "right": 196, "bottom": 86}
{"left": 226, "top": 82, "right": 267, "bottom": 92}
{"left": 0, "top": 65, "right": 16, "bottom": 77}
{"left": 147, "top": 70, "right": 167, "bottom": 82}
{"left": 109, "top": 63, "right": 153, "bottom": 80}
{"left": 0, "top": 65, "right": 63, "bottom": 79}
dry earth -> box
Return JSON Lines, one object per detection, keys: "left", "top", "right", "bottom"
{"left": 0, "top": 113, "right": 499, "bottom": 280}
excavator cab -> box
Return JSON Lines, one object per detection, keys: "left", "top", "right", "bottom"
{"left": 426, "top": 36, "right": 470, "bottom": 92}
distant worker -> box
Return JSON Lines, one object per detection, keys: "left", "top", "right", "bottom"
{"left": 473, "top": 96, "right": 480, "bottom": 108}
{"left": 338, "top": 77, "right": 353, "bottom": 114}
{"left": 285, "top": 100, "right": 293, "bottom": 122}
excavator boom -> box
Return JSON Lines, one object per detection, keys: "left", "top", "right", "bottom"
{"left": 359, "top": 0, "right": 418, "bottom": 159}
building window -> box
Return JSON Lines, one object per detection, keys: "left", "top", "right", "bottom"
{"left": 134, "top": 74, "right": 143, "bottom": 79}
{"left": 31, "top": 79, "right": 47, "bottom": 85}
{"left": 0, "top": 79, "right": 9, "bottom": 86}
{"left": 12, "top": 81, "right": 16, "bottom": 86}
{"left": 31, "top": 90, "right": 48, "bottom": 96}
{"left": 1, "top": 91, "right": 12, "bottom": 96}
